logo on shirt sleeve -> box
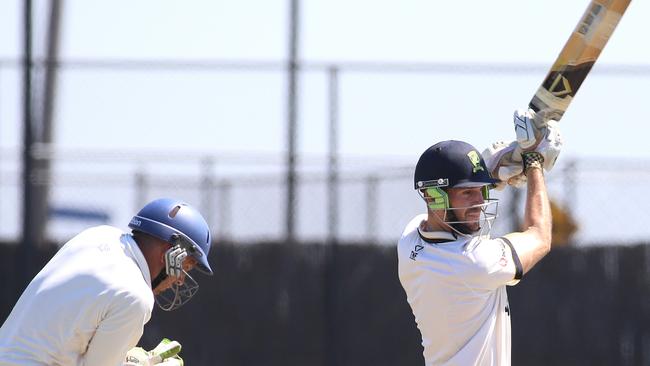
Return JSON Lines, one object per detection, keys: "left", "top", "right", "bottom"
{"left": 98, "top": 242, "right": 112, "bottom": 253}
{"left": 498, "top": 242, "right": 508, "bottom": 267}
{"left": 410, "top": 244, "right": 424, "bottom": 260}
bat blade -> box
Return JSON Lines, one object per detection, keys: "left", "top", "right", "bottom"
{"left": 529, "top": 0, "right": 631, "bottom": 122}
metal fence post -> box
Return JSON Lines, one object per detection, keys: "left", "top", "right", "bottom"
{"left": 20, "top": 0, "right": 37, "bottom": 286}
{"left": 217, "top": 181, "right": 232, "bottom": 242}
{"left": 200, "top": 157, "right": 216, "bottom": 229}
{"left": 509, "top": 186, "right": 522, "bottom": 232}
{"left": 327, "top": 67, "right": 339, "bottom": 245}
{"left": 366, "top": 174, "right": 378, "bottom": 242}
{"left": 563, "top": 158, "right": 577, "bottom": 218}
{"left": 134, "top": 167, "right": 148, "bottom": 212}
{"left": 284, "top": 0, "right": 300, "bottom": 245}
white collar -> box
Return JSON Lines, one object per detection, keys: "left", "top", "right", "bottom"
{"left": 121, "top": 233, "right": 152, "bottom": 288}
{"left": 417, "top": 220, "right": 457, "bottom": 242}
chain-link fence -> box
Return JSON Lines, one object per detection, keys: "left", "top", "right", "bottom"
{"left": 2, "top": 146, "right": 650, "bottom": 246}
{"left": 2, "top": 53, "right": 650, "bottom": 247}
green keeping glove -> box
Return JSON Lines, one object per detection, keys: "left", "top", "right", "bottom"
{"left": 124, "top": 347, "right": 152, "bottom": 365}
{"left": 157, "top": 355, "right": 184, "bottom": 366}
{"left": 123, "top": 339, "right": 183, "bottom": 366}
{"left": 149, "top": 338, "right": 182, "bottom": 363}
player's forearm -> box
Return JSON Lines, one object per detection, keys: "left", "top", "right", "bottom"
{"left": 504, "top": 167, "right": 552, "bottom": 274}
{"left": 522, "top": 168, "right": 552, "bottom": 254}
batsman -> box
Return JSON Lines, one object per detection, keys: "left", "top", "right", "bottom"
{"left": 397, "top": 109, "right": 562, "bottom": 365}
{"left": 0, "top": 198, "right": 214, "bottom": 365}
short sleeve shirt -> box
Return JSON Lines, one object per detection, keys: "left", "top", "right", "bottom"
{"left": 0, "top": 225, "right": 154, "bottom": 366}
{"left": 397, "top": 214, "right": 523, "bottom": 366}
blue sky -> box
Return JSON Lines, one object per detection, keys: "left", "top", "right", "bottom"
{"left": 1, "top": 0, "right": 649, "bottom": 160}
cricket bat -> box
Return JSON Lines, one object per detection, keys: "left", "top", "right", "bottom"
{"left": 529, "top": 0, "right": 631, "bottom": 123}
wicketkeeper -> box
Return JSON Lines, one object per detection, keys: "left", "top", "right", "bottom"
{"left": 0, "top": 198, "right": 214, "bottom": 365}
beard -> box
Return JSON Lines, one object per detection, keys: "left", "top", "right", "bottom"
{"left": 447, "top": 209, "right": 480, "bottom": 235}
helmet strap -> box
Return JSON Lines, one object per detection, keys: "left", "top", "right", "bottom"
{"left": 151, "top": 268, "right": 168, "bottom": 290}
{"left": 151, "top": 243, "right": 188, "bottom": 292}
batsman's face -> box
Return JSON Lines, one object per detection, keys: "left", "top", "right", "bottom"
{"left": 447, "top": 187, "right": 485, "bottom": 230}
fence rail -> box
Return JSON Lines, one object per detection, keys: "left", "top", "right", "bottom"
{"left": 3, "top": 147, "right": 650, "bottom": 246}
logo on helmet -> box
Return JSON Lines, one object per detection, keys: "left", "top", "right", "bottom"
{"left": 467, "top": 151, "right": 484, "bottom": 173}
{"left": 129, "top": 218, "right": 142, "bottom": 227}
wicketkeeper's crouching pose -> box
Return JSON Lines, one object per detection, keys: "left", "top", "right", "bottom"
{"left": 397, "top": 108, "right": 562, "bottom": 365}
{"left": 0, "top": 198, "right": 214, "bottom": 366}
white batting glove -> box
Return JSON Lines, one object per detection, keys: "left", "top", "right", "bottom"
{"left": 514, "top": 108, "right": 541, "bottom": 150}
{"left": 535, "top": 119, "right": 562, "bottom": 171}
{"left": 482, "top": 140, "right": 525, "bottom": 190}
{"left": 483, "top": 109, "right": 563, "bottom": 189}
{"left": 514, "top": 108, "right": 563, "bottom": 171}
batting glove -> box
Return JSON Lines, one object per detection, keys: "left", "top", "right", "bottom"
{"left": 482, "top": 140, "right": 525, "bottom": 190}
{"left": 483, "top": 109, "right": 563, "bottom": 189}
{"left": 514, "top": 108, "right": 563, "bottom": 172}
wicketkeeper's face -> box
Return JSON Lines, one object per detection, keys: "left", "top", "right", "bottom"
{"left": 153, "top": 256, "right": 198, "bottom": 295}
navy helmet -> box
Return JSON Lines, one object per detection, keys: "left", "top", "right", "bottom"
{"left": 129, "top": 198, "right": 213, "bottom": 275}
{"left": 414, "top": 140, "right": 499, "bottom": 210}
{"left": 414, "top": 140, "right": 498, "bottom": 190}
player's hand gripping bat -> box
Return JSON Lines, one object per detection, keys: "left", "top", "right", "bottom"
{"left": 485, "top": 0, "right": 631, "bottom": 187}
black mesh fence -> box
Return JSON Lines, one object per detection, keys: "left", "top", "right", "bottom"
{"left": 2, "top": 240, "right": 650, "bottom": 365}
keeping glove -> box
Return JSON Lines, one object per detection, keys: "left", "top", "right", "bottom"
{"left": 124, "top": 347, "right": 150, "bottom": 366}
{"left": 123, "top": 339, "right": 183, "bottom": 366}
{"left": 157, "top": 355, "right": 183, "bottom": 366}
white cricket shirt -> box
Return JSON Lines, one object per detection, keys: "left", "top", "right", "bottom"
{"left": 397, "top": 214, "right": 523, "bottom": 366}
{"left": 0, "top": 225, "right": 154, "bottom": 366}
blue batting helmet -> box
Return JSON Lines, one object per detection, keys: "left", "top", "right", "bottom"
{"left": 129, "top": 198, "right": 213, "bottom": 275}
